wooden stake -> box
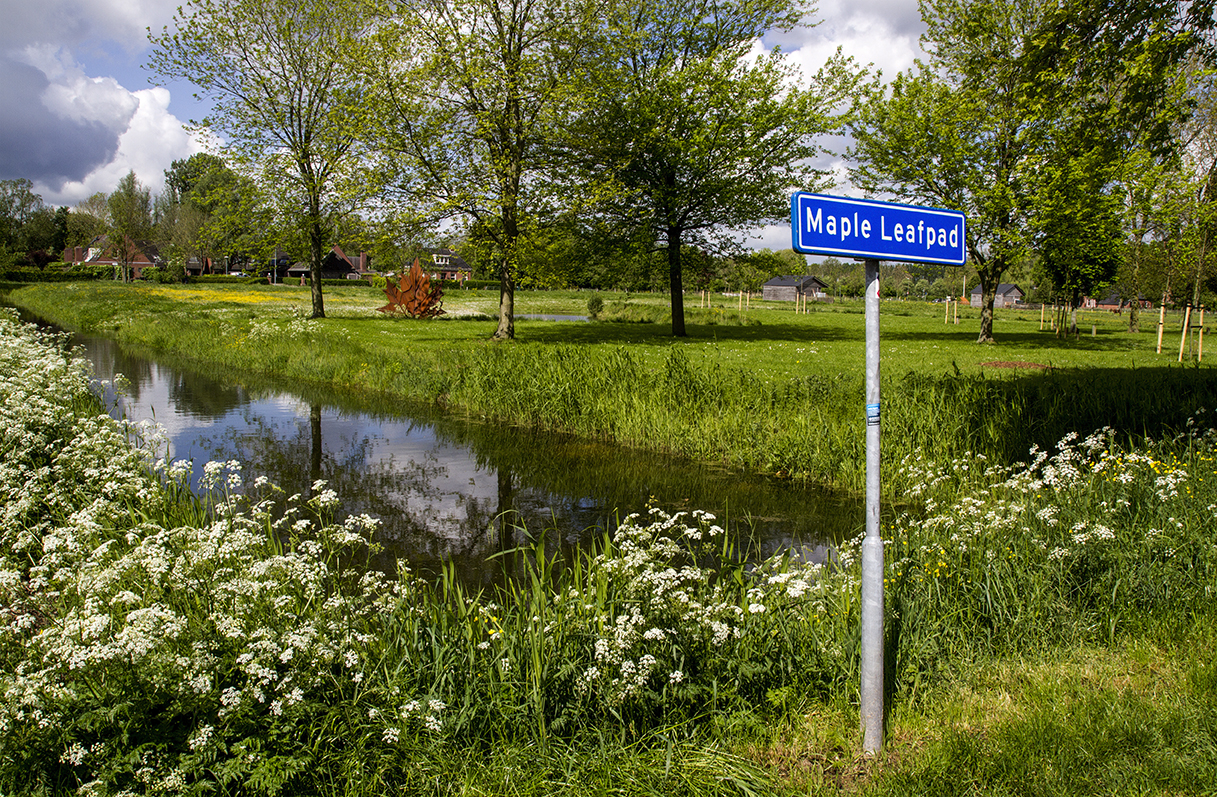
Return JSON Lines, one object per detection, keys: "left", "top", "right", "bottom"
{"left": 1040, "top": 303, "right": 1045, "bottom": 331}
{"left": 1179, "top": 304, "right": 1192, "bottom": 363}
{"left": 953, "top": 300, "right": 959, "bottom": 325}
{"left": 1156, "top": 302, "right": 1166, "bottom": 353}
{"left": 945, "top": 300, "right": 950, "bottom": 325}
{"left": 1200, "top": 306, "right": 1206, "bottom": 362}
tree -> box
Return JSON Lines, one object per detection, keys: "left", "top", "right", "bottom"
{"left": 1022, "top": 0, "right": 1212, "bottom": 335}
{"left": 729, "top": 249, "right": 787, "bottom": 294}
{"left": 850, "top": 0, "right": 1041, "bottom": 344}
{"left": 107, "top": 172, "right": 154, "bottom": 283}
{"left": 149, "top": 0, "right": 372, "bottom": 317}
{"left": 851, "top": 0, "right": 1211, "bottom": 343}
{"left": 1034, "top": 151, "right": 1124, "bottom": 334}
{"left": 366, "top": 0, "right": 598, "bottom": 340}
{"left": 572, "top": 0, "right": 866, "bottom": 336}
{"left": 0, "top": 179, "right": 58, "bottom": 264}
{"left": 160, "top": 153, "right": 268, "bottom": 275}
{"left": 66, "top": 194, "right": 110, "bottom": 251}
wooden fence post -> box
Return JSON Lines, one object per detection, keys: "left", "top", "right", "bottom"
{"left": 1157, "top": 302, "right": 1166, "bottom": 354}
{"left": 1179, "top": 304, "right": 1193, "bottom": 363}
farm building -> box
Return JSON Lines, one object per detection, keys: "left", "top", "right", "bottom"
{"left": 762, "top": 275, "right": 829, "bottom": 302}
{"left": 969, "top": 283, "right": 1024, "bottom": 308}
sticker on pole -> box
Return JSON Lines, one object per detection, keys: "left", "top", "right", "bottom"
{"left": 791, "top": 193, "right": 966, "bottom": 266}
{"left": 866, "top": 403, "right": 880, "bottom": 426}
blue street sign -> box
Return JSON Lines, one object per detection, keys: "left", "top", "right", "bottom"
{"left": 791, "top": 193, "right": 966, "bottom": 266}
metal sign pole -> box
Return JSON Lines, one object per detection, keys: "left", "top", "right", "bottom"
{"left": 861, "top": 258, "right": 884, "bottom": 753}
{"left": 789, "top": 193, "right": 964, "bottom": 755}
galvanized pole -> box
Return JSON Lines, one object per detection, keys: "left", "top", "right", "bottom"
{"left": 861, "top": 259, "right": 884, "bottom": 753}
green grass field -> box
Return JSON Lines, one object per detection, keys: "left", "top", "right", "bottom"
{"left": 11, "top": 280, "right": 1199, "bottom": 379}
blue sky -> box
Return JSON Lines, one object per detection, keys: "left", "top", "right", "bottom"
{"left": 0, "top": 0, "right": 927, "bottom": 249}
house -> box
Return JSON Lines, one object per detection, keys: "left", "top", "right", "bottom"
{"left": 762, "top": 275, "right": 829, "bottom": 302}
{"left": 286, "top": 245, "right": 373, "bottom": 282}
{"left": 1083, "top": 291, "right": 1153, "bottom": 311}
{"left": 62, "top": 236, "right": 164, "bottom": 279}
{"left": 428, "top": 248, "right": 473, "bottom": 282}
{"left": 969, "top": 283, "right": 1024, "bottom": 308}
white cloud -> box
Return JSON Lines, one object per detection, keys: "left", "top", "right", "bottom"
{"left": 22, "top": 45, "right": 139, "bottom": 130}
{"left": 37, "top": 86, "right": 207, "bottom": 206}
{"left": 786, "top": 0, "right": 926, "bottom": 84}
{"left": 0, "top": 0, "right": 203, "bottom": 203}
{"left": 0, "top": 0, "right": 175, "bottom": 51}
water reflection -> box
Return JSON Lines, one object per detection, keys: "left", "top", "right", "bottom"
{"left": 71, "top": 333, "right": 858, "bottom": 585}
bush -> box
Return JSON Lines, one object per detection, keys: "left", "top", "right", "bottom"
{"left": 142, "top": 263, "right": 188, "bottom": 284}
{"left": 0, "top": 264, "right": 110, "bottom": 282}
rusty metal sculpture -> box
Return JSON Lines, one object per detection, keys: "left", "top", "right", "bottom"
{"left": 377, "top": 258, "right": 445, "bottom": 319}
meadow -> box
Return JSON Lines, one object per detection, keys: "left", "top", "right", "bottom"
{"left": 0, "top": 283, "right": 1216, "bottom": 795}
{"left": 0, "top": 307, "right": 1214, "bottom": 795}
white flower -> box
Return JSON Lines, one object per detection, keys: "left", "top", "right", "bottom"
{"left": 188, "top": 725, "right": 215, "bottom": 751}
{"left": 60, "top": 743, "right": 87, "bottom": 766}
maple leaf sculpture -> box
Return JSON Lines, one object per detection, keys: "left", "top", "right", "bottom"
{"left": 377, "top": 258, "right": 445, "bottom": 319}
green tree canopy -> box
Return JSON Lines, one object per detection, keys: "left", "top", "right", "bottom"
{"left": 570, "top": 0, "right": 867, "bottom": 336}
{"left": 107, "top": 171, "right": 154, "bottom": 283}
{"left": 149, "top": 0, "right": 373, "bottom": 317}
{"left": 850, "top": 0, "right": 1045, "bottom": 343}
{"left": 366, "top": 0, "right": 599, "bottom": 340}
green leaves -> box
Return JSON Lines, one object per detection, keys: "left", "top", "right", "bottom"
{"left": 571, "top": 0, "right": 868, "bottom": 335}
{"left": 852, "top": 0, "right": 1211, "bottom": 342}
{"left": 148, "top": 0, "right": 375, "bottom": 317}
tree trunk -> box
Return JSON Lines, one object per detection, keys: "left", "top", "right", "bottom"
{"left": 309, "top": 210, "right": 326, "bottom": 319}
{"left": 493, "top": 252, "right": 516, "bottom": 341}
{"left": 492, "top": 177, "right": 520, "bottom": 340}
{"left": 668, "top": 226, "right": 686, "bottom": 337}
{"left": 976, "top": 277, "right": 997, "bottom": 343}
{"left": 1127, "top": 235, "right": 1143, "bottom": 333}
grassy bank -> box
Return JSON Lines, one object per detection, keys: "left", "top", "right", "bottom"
{"left": 7, "top": 282, "right": 1217, "bottom": 495}
{"left": 1, "top": 310, "right": 1215, "bottom": 795}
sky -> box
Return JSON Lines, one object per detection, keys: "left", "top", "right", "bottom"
{"left": 0, "top": 0, "right": 928, "bottom": 249}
